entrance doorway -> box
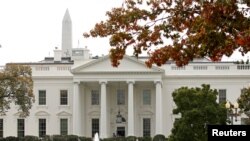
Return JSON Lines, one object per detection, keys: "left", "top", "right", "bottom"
{"left": 117, "top": 127, "right": 125, "bottom": 137}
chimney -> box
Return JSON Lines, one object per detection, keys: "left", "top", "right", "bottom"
{"left": 54, "top": 48, "right": 62, "bottom": 62}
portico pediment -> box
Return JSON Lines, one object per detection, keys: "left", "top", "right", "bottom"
{"left": 71, "top": 55, "right": 164, "bottom": 74}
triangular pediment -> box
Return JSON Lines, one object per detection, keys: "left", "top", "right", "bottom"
{"left": 56, "top": 111, "right": 72, "bottom": 116}
{"left": 71, "top": 55, "right": 164, "bottom": 73}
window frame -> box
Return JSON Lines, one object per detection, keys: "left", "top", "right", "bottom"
{"left": 17, "top": 119, "right": 25, "bottom": 137}
{"left": 60, "top": 118, "right": 68, "bottom": 135}
{"left": 143, "top": 118, "right": 151, "bottom": 137}
{"left": 218, "top": 89, "right": 226, "bottom": 104}
{"left": 39, "top": 118, "right": 46, "bottom": 138}
{"left": 92, "top": 118, "right": 99, "bottom": 137}
{"left": 142, "top": 89, "right": 151, "bottom": 105}
{"left": 60, "top": 90, "right": 68, "bottom": 105}
{"left": 117, "top": 89, "right": 125, "bottom": 105}
{"left": 0, "top": 119, "right": 3, "bottom": 138}
{"left": 91, "top": 90, "right": 100, "bottom": 105}
{"left": 38, "top": 90, "right": 46, "bottom": 105}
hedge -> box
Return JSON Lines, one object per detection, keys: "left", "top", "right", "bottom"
{"left": 153, "top": 135, "right": 167, "bottom": 141}
{"left": 138, "top": 136, "right": 152, "bottom": 141}
{"left": 0, "top": 135, "right": 167, "bottom": 141}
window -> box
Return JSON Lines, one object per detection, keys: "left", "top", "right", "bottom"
{"left": 218, "top": 89, "right": 226, "bottom": 104}
{"left": 39, "top": 90, "right": 46, "bottom": 105}
{"left": 91, "top": 90, "right": 99, "bottom": 105}
{"left": 39, "top": 119, "right": 46, "bottom": 137}
{"left": 60, "top": 119, "right": 68, "bottom": 135}
{"left": 143, "top": 90, "right": 151, "bottom": 105}
{"left": 92, "top": 118, "right": 99, "bottom": 137}
{"left": 117, "top": 89, "right": 125, "bottom": 105}
{"left": 0, "top": 119, "right": 3, "bottom": 138}
{"left": 17, "top": 119, "right": 25, "bottom": 137}
{"left": 60, "top": 90, "right": 68, "bottom": 105}
{"left": 143, "top": 118, "right": 151, "bottom": 137}
{"left": 117, "top": 127, "right": 125, "bottom": 137}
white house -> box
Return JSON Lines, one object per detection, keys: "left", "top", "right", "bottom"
{"left": 0, "top": 9, "right": 249, "bottom": 139}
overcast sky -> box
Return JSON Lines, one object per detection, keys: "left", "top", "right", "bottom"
{"left": 0, "top": 0, "right": 124, "bottom": 65}
{"left": 0, "top": 0, "right": 249, "bottom": 66}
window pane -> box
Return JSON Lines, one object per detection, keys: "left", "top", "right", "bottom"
{"left": 117, "top": 89, "right": 125, "bottom": 105}
{"left": 39, "top": 119, "right": 46, "bottom": 137}
{"left": 91, "top": 90, "right": 99, "bottom": 105}
{"left": 143, "top": 118, "right": 150, "bottom": 137}
{"left": 218, "top": 89, "right": 226, "bottom": 104}
{"left": 60, "top": 90, "right": 68, "bottom": 105}
{"left": 17, "top": 119, "right": 25, "bottom": 137}
{"left": 60, "top": 119, "right": 68, "bottom": 135}
{"left": 39, "top": 90, "right": 46, "bottom": 105}
{"left": 0, "top": 119, "right": 3, "bottom": 138}
{"left": 92, "top": 119, "right": 99, "bottom": 137}
{"left": 143, "top": 90, "right": 151, "bottom": 105}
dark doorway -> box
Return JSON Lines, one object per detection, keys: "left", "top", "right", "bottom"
{"left": 117, "top": 127, "right": 125, "bottom": 137}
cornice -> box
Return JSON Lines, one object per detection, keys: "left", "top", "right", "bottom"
{"left": 73, "top": 71, "right": 163, "bottom": 75}
{"left": 32, "top": 76, "right": 73, "bottom": 79}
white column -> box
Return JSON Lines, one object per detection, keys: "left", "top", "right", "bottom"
{"left": 73, "top": 82, "right": 81, "bottom": 135}
{"left": 155, "top": 81, "right": 163, "bottom": 134}
{"left": 100, "top": 81, "right": 108, "bottom": 138}
{"left": 80, "top": 84, "right": 85, "bottom": 136}
{"left": 127, "top": 81, "right": 135, "bottom": 136}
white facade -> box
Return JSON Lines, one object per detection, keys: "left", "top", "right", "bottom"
{"left": 0, "top": 10, "right": 249, "bottom": 138}
{"left": 1, "top": 58, "right": 250, "bottom": 138}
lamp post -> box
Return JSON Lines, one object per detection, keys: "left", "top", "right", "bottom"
{"left": 225, "top": 101, "right": 240, "bottom": 125}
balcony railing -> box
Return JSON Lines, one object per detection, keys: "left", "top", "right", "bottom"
{"left": 169, "top": 64, "right": 250, "bottom": 71}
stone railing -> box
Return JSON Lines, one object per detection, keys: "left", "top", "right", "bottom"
{"left": 33, "top": 65, "right": 71, "bottom": 72}
{"left": 164, "top": 62, "right": 250, "bottom": 76}
{"left": 31, "top": 65, "right": 72, "bottom": 77}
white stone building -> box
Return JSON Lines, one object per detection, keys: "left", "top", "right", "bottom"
{"left": 0, "top": 10, "right": 249, "bottom": 138}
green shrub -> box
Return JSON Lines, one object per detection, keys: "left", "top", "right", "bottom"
{"left": 126, "top": 136, "right": 137, "bottom": 141}
{"left": 102, "top": 137, "right": 115, "bottom": 141}
{"left": 5, "top": 136, "right": 17, "bottom": 141}
{"left": 115, "top": 137, "right": 126, "bottom": 141}
{"left": 79, "top": 137, "right": 92, "bottom": 141}
{"left": 17, "top": 137, "right": 24, "bottom": 141}
{"left": 24, "top": 135, "right": 39, "bottom": 141}
{"left": 52, "top": 135, "right": 67, "bottom": 141}
{"left": 41, "top": 135, "right": 52, "bottom": 141}
{"left": 102, "top": 137, "right": 125, "bottom": 141}
{"left": 138, "top": 136, "right": 152, "bottom": 141}
{"left": 67, "top": 135, "right": 79, "bottom": 141}
{"left": 153, "top": 135, "right": 165, "bottom": 141}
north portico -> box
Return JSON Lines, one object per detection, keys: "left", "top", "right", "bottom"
{"left": 71, "top": 55, "right": 165, "bottom": 138}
